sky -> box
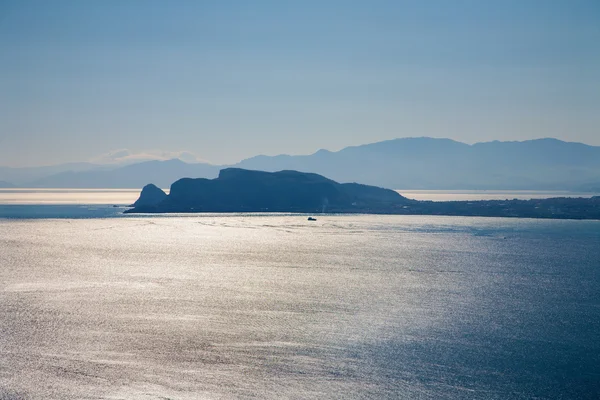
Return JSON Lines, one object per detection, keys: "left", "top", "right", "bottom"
{"left": 1, "top": 0, "right": 599, "bottom": 167}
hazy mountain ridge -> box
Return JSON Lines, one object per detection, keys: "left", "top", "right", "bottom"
{"left": 0, "top": 180, "right": 16, "bottom": 188}
{"left": 1, "top": 138, "right": 599, "bottom": 190}
{"left": 28, "top": 159, "right": 221, "bottom": 189}
{"left": 236, "top": 138, "right": 600, "bottom": 190}
{"left": 0, "top": 162, "right": 108, "bottom": 186}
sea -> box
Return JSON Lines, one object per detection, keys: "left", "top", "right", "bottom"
{"left": 1, "top": 190, "right": 599, "bottom": 399}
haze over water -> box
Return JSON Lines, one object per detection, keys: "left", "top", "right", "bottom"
{"left": 0, "top": 189, "right": 155, "bottom": 205}
{"left": 0, "top": 189, "right": 597, "bottom": 207}
{"left": 1, "top": 213, "right": 599, "bottom": 399}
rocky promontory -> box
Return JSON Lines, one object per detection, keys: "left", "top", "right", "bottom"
{"left": 127, "top": 168, "right": 408, "bottom": 213}
{"left": 126, "top": 168, "right": 600, "bottom": 219}
{"left": 131, "top": 183, "right": 168, "bottom": 208}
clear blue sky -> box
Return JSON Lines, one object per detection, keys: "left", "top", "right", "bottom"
{"left": 1, "top": 0, "right": 599, "bottom": 167}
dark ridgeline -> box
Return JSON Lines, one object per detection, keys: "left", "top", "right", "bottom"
{"left": 126, "top": 168, "right": 600, "bottom": 219}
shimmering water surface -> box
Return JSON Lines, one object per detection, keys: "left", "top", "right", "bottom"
{"left": 1, "top": 214, "right": 599, "bottom": 399}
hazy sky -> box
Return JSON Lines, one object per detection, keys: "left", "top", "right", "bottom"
{"left": 1, "top": 0, "right": 599, "bottom": 167}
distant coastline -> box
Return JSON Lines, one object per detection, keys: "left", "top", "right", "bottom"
{"left": 397, "top": 190, "right": 600, "bottom": 202}
{"left": 1, "top": 188, "right": 598, "bottom": 204}
{"left": 124, "top": 169, "right": 600, "bottom": 220}
{"left": 126, "top": 198, "right": 600, "bottom": 220}
{"left": 1, "top": 187, "right": 599, "bottom": 221}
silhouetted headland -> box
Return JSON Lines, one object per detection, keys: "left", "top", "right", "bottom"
{"left": 126, "top": 168, "right": 600, "bottom": 219}
{"left": 127, "top": 168, "right": 406, "bottom": 213}
{"left": 132, "top": 183, "right": 168, "bottom": 208}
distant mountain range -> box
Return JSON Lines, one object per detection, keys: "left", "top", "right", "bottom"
{"left": 235, "top": 138, "right": 600, "bottom": 191}
{"left": 0, "top": 180, "right": 16, "bottom": 188}
{"left": 2, "top": 138, "right": 600, "bottom": 191}
{"left": 0, "top": 162, "right": 114, "bottom": 186}
{"left": 27, "top": 159, "right": 220, "bottom": 189}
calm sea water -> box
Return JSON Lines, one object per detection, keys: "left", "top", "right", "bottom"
{"left": 1, "top": 212, "right": 599, "bottom": 399}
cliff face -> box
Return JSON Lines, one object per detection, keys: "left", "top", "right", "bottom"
{"left": 131, "top": 184, "right": 167, "bottom": 208}
{"left": 127, "top": 168, "right": 408, "bottom": 213}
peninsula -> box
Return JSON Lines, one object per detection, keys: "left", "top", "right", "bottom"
{"left": 126, "top": 168, "right": 600, "bottom": 220}
{"left": 127, "top": 168, "right": 406, "bottom": 213}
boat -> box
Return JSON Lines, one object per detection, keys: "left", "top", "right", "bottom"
{"left": 307, "top": 217, "right": 317, "bottom": 221}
